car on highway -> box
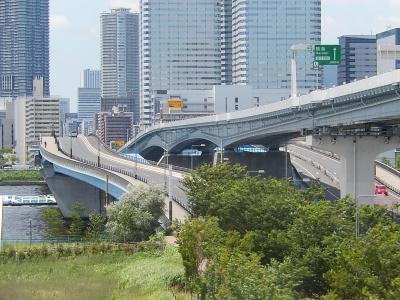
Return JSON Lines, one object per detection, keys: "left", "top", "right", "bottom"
{"left": 375, "top": 185, "right": 389, "bottom": 196}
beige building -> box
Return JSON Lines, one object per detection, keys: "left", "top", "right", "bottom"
{"left": 14, "top": 77, "right": 60, "bottom": 164}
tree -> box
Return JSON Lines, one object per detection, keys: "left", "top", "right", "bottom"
{"left": 41, "top": 207, "right": 66, "bottom": 237}
{"left": 106, "top": 184, "right": 165, "bottom": 242}
{"left": 68, "top": 202, "right": 85, "bottom": 237}
{"left": 86, "top": 212, "right": 107, "bottom": 240}
{"left": 325, "top": 224, "right": 400, "bottom": 299}
{"left": 9, "top": 154, "right": 18, "bottom": 165}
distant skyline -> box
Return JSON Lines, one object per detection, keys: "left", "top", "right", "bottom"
{"left": 50, "top": 0, "right": 400, "bottom": 112}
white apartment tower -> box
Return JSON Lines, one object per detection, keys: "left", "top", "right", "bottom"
{"left": 101, "top": 8, "right": 140, "bottom": 123}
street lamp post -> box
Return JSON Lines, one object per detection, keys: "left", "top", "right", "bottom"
{"left": 190, "top": 144, "right": 206, "bottom": 171}
{"left": 134, "top": 130, "right": 138, "bottom": 179}
{"left": 0, "top": 194, "right": 3, "bottom": 251}
{"left": 97, "top": 136, "right": 101, "bottom": 167}
{"left": 285, "top": 144, "right": 288, "bottom": 178}
{"left": 69, "top": 136, "right": 72, "bottom": 157}
{"left": 356, "top": 195, "right": 376, "bottom": 239}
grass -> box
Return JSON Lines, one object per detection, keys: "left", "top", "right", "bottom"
{"left": 0, "top": 169, "right": 43, "bottom": 182}
{"left": 0, "top": 246, "right": 190, "bottom": 300}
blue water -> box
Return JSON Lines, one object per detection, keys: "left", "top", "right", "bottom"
{"left": 1, "top": 185, "right": 51, "bottom": 241}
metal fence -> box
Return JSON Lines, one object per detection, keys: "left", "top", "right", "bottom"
{"left": 43, "top": 137, "right": 193, "bottom": 215}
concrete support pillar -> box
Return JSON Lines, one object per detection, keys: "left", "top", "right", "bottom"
{"left": 312, "top": 136, "right": 400, "bottom": 204}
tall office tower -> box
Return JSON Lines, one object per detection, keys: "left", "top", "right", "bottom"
{"left": 377, "top": 28, "right": 400, "bottom": 75}
{"left": 81, "top": 69, "right": 101, "bottom": 89}
{"left": 78, "top": 69, "right": 101, "bottom": 135}
{"left": 0, "top": 0, "right": 50, "bottom": 98}
{"left": 231, "top": 0, "right": 321, "bottom": 96}
{"left": 140, "top": 0, "right": 223, "bottom": 124}
{"left": 100, "top": 8, "right": 140, "bottom": 123}
{"left": 337, "top": 35, "right": 377, "bottom": 85}
{"left": 221, "top": 0, "right": 233, "bottom": 85}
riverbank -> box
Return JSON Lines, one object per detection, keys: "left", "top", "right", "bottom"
{"left": 0, "top": 246, "right": 189, "bottom": 300}
{"left": 0, "top": 170, "right": 43, "bottom": 183}
{"left": 0, "top": 181, "right": 46, "bottom": 186}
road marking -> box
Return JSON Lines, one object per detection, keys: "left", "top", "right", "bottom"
{"left": 289, "top": 144, "right": 339, "bottom": 164}
{"left": 292, "top": 159, "right": 340, "bottom": 200}
{"left": 79, "top": 136, "right": 184, "bottom": 180}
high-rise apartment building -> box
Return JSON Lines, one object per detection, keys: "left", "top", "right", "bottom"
{"left": 78, "top": 69, "right": 101, "bottom": 135}
{"left": 14, "top": 77, "right": 59, "bottom": 164}
{"left": 100, "top": 9, "right": 139, "bottom": 123}
{"left": 0, "top": 0, "right": 50, "bottom": 98}
{"left": 337, "top": 35, "right": 377, "bottom": 85}
{"left": 140, "top": 0, "right": 321, "bottom": 124}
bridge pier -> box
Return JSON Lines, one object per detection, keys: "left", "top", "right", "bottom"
{"left": 43, "top": 162, "right": 106, "bottom": 217}
{"left": 311, "top": 136, "right": 400, "bottom": 203}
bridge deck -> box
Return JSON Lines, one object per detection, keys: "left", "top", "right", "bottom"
{"left": 41, "top": 137, "right": 189, "bottom": 222}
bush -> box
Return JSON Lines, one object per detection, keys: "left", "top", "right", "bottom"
{"left": 106, "top": 184, "right": 165, "bottom": 243}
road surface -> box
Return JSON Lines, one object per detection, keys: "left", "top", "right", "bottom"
{"left": 289, "top": 143, "right": 400, "bottom": 207}
{"left": 60, "top": 135, "right": 188, "bottom": 205}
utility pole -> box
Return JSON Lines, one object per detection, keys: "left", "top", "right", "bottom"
{"left": 168, "top": 165, "right": 173, "bottom": 221}
{"left": 105, "top": 175, "right": 109, "bottom": 207}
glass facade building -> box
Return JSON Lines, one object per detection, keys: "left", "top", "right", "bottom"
{"left": 232, "top": 0, "right": 321, "bottom": 91}
{"left": 140, "top": 0, "right": 321, "bottom": 123}
{"left": 337, "top": 35, "right": 377, "bottom": 85}
{"left": 140, "top": 0, "right": 223, "bottom": 123}
{"left": 78, "top": 69, "right": 101, "bottom": 135}
{"left": 0, "top": 0, "right": 50, "bottom": 98}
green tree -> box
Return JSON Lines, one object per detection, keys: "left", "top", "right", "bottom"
{"left": 325, "top": 224, "right": 400, "bottom": 299}
{"left": 41, "top": 207, "right": 66, "bottom": 237}
{"left": 68, "top": 202, "right": 85, "bottom": 237}
{"left": 9, "top": 154, "right": 18, "bottom": 164}
{"left": 178, "top": 217, "right": 226, "bottom": 292}
{"left": 106, "top": 184, "right": 165, "bottom": 242}
{"left": 86, "top": 212, "right": 107, "bottom": 240}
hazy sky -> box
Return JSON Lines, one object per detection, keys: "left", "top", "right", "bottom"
{"left": 50, "top": 0, "right": 400, "bottom": 111}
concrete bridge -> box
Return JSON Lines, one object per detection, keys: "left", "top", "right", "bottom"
{"left": 121, "top": 70, "right": 400, "bottom": 201}
{"left": 40, "top": 136, "right": 189, "bottom": 222}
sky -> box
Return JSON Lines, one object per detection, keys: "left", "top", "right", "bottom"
{"left": 50, "top": 0, "right": 400, "bottom": 112}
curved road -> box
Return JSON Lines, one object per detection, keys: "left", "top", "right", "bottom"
{"left": 60, "top": 135, "right": 188, "bottom": 205}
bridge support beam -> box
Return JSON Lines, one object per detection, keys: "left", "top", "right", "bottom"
{"left": 311, "top": 136, "right": 400, "bottom": 203}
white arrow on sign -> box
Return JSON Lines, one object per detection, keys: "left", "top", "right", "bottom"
{"left": 333, "top": 47, "right": 337, "bottom": 61}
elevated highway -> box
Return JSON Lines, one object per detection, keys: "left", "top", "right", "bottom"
{"left": 121, "top": 70, "right": 400, "bottom": 200}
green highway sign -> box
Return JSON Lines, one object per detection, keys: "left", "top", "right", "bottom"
{"left": 314, "top": 45, "right": 341, "bottom": 65}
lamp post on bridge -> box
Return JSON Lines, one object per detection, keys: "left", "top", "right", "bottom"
{"left": 190, "top": 144, "right": 206, "bottom": 171}
{"left": 134, "top": 129, "right": 138, "bottom": 179}
{"left": 97, "top": 136, "right": 101, "bottom": 167}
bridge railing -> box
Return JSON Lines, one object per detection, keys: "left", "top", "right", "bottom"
{"left": 50, "top": 136, "right": 193, "bottom": 215}
{"left": 86, "top": 134, "right": 192, "bottom": 174}
{"left": 40, "top": 146, "right": 131, "bottom": 191}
